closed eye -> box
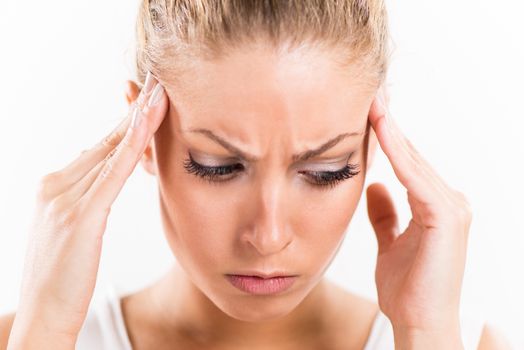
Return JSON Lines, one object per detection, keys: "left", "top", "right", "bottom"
{"left": 298, "top": 163, "right": 360, "bottom": 189}
{"left": 183, "top": 152, "right": 360, "bottom": 188}
{"left": 183, "top": 152, "right": 243, "bottom": 183}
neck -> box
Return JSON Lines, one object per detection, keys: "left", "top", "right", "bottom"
{"left": 145, "top": 263, "right": 331, "bottom": 347}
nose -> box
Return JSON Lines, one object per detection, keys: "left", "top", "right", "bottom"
{"left": 242, "top": 176, "right": 293, "bottom": 257}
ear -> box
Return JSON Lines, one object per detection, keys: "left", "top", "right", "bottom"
{"left": 124, "top": 80, "right": 157, "bottom": 176}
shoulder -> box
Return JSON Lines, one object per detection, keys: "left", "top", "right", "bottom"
{"left": 477, "top": 322, "right": 513, "bottom": 350}
{"left": 0, "top": 312, "right": 16, "bottom": 348}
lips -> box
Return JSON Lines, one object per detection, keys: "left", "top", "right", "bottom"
{"left": 225, "top": 273, "right": 298, "bottom": 295}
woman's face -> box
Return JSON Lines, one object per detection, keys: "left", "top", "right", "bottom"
{"left": 143, "top": 44, "right": 378, "bottom": 322}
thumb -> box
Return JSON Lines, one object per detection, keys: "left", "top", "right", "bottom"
{"left": 366, "top": 182, "right": 400, "bottom": 254}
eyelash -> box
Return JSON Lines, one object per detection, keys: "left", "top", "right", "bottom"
{"left": 183, "top": 152, "right": 361, "bottom": 189}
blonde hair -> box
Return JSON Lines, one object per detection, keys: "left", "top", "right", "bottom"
{"left": 135, "top": 0, "right": 391, "bottom": 90}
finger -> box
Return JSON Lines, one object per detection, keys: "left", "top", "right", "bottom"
{"left": 50, "top": 80, "right": 148, "bottom": 195}
{"left": 61, "top": 81, "right": 145, "bottom": 181}
{"left": 40, "top": 116, "right": 130, "bottom": 199}
{"left": 61, "top": 151, "right": 108, "bottom": 202}
{"left": 386, "top": 114, "right": 447, "bottom": 190}
{"left": 60, "top": 83, "right": 144, "bottom": 201}
{"left": 82, "top": 73, "right": 168, "bottom": 213}
{"left": 366, "top": 182, "right": 400, "bottom": 254}
{"left": 388, "top": 111, "right": 455, "bottom": 205}
{"left": 368, "top": 93, "right": 452, "bottom": 205}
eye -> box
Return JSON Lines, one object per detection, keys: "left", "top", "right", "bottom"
{"left": 183, "top": 152, "right": 361, "bottom": 189}
{"left": 183, "top": 152, "right": 244, "bottom": 184}
{"left": 299, "top": 163, "right": 361, "bottom": 190}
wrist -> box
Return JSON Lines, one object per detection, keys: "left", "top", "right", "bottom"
{"left": 7, "top": 333, "right": 76, "bottom": 350}
{"left": 392, "top": 325, "right": 464, "bottom": 350}
{"left": 7, "top": 314, "right": 77, "bottom": 350}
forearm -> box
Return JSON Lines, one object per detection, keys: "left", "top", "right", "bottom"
{"left": 393, "top": 325, "right": 464, "bottom": 350}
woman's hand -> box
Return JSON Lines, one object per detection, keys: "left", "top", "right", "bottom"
{"left": 7, "top": 72, "right": 168, "bottom": 349}
{"left": 366, "top": 89, "right": 472, "bottom": 349}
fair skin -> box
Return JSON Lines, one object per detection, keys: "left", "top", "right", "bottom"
{"left": 0, "top": 43, "right": 512, "bottom": 349}
{"left": 125, "top": 45, "right": 378, "bottom": 349}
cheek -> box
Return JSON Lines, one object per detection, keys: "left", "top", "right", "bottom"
{"left": 167, "top": 190, "right": 232, "bottom": 265}
{"left": 290, "top": 149, "right": 366, "bottom": 246}
{"left": 157, "top": 167, "right": 239, "bottom": 272}
{"left": 154, "top": 133, "right": 237, "bottom": 270}
{"left": 292, "top": 178, "right": 365, "bottom": 263}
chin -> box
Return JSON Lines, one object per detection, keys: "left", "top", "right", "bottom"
{"left": 215, "top": 294, "right": 305, "bottom": 323}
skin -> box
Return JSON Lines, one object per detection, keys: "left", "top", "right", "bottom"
{"left": 122, "top": 44, "right": 381, "bottom": 349}
{"left": 0, "top": 42, "right": 512, "bottom": 350}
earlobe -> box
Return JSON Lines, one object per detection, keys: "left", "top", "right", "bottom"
{"left": 139, "top": 144, "right": 157, "bottom": 176}
{"left": 125, "top": 80, "right": 141, "bottom": 105}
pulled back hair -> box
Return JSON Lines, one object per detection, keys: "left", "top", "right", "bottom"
{"left": 135, "top": 0, "right": 391, "bottom": 90}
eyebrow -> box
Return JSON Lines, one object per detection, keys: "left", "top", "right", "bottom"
{"left": 185, "top": 128, "right": 364, "bottom": 162}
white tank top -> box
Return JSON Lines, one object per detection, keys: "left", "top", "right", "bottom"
{"left": 76, "top": 284, "right": 486, "bottom": 349}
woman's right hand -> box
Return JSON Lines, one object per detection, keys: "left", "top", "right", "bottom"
{"left": 7, "top": 72, "right": 168, "bottom": 349}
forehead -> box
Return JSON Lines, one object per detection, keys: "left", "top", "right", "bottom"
{"left": 164, "top": 44, "right": 375, "bottom": 146}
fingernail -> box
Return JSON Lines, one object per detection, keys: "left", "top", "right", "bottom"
{"left": 131, "top": 105, "right": 143, "bottom": 129}
{"left": 147, "top": 83, "right": 164, "bottom": 107}
{"left": 143, "top": 71, "right": 156, "bottom": 95}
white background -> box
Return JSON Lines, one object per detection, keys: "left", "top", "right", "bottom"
{"left": 1, "top": 0, "right": 522, "bottom": 348}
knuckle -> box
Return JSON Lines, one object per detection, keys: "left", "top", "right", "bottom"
{"left": 99, "top": 146, "right": 121, "bottom": 180}
{"left": 103, "top": 150, "right": 127, "bottom": 180}
{"left": 463, "top": 199, "right": 473, "bottom": 217}
{"left": 100, "top": 159, "right": 116, "bottom": 180}
{"left": 121, "top": 132, "right": 137, "bottom": 151}
{"left": 47, "top": 195, "right": 82, "bottom": 227}
{"left": 453, "top": 189, "right": 467, "bottom": 201}
{"left": 47, "top": 195, "right": 70, "bottom": 216}
{"left": 403, "top": 136, "right": 416, "bottom": 152}
{"left": 101, "top": 128, "right": 125, "bottom": 148}
{"left": 104, "top": 147, "right": 119, "bottom": 162}
{"left": 451, "top": 190, "right": 473, "bottom": 223}
{"left": 120, "top": 132, "right": 142, "bottom": 159}
{"left": 42, "top": 171, "right": 62, "bottom": 184}
{"left": 455, "top": 190, "right": 472, "bottom": 209}
{"left": 60, "top": 206, "right": 82, "bottom": 228}
{"left": 36, "top": 172, "right": 61, "bottom": 201}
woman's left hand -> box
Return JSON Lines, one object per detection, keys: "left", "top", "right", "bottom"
{"left": 366, "top": 88, "right": 472, "bottom": 346}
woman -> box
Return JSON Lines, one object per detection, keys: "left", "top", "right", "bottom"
{"left": 0, "top": 1, "right": 511, "bottom": 349}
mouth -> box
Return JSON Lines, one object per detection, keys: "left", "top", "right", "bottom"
{"left": 225, "top": 272, "right": 298, "bottom": 295}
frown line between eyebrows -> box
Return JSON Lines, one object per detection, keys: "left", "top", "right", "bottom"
{"left": 184, "top": 128, "right": 365, "bottom": 163}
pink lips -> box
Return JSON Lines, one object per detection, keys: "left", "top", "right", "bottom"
{"left": 226, "top": 274, "right": 297, "bottom": 295}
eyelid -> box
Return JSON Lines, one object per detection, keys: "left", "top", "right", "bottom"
{"left": 189, "top": 149, "right": 240, "bottom": 166}
{"left": 190, "top": 148, "right": 355, "bottom": 168}
{"left": 303, "top": 163, "right": 347, "bottom": 172}
{"left": 299, "top": 151, "right": 355, "bottom": 170}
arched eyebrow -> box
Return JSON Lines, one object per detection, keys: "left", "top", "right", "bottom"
{"left": 185, "top": 128, "right": 364, "bottom": 162}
